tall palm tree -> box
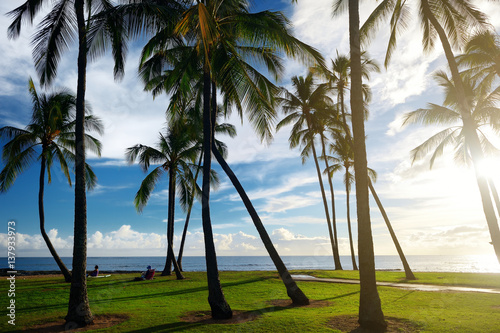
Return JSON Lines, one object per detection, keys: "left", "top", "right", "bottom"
{"left": 0, "top": 78, "right": 102, "bottom": 283}
{"left": 458, "top": 30, "right": 500, "bottom": 224}
{"left": 6, "top": 0, "right": 132, "bottom": 325}
{"left": 367, "top": 179, "right": 416, "bottom": 280}
{"left": 312, "top": 106, "right": 345, "bottom": 271}
{"left": 126, "top": 125, "right": 203, "bottom": 280}
{"left": 457, "top": 30, "right": 500, "bottom": 87}
{"left": 362, "top": 0, "right": 500, "bottom": 263}
{"left": 277, "top": 72, "right": 343, "bottom": 270}
{"left": 403, "top": 69, "right": 500, "bottom": 196}
{"left": 139, "top": 0, "right": 324, "bottom": 318}
{"left": 332, "top": 0, "right": 387, "bottom": 329}
{"left": 318, "top": 51, "right": 379, "bottom": 133}
{"left": 168, "top": 96, "right": 237, "bottom": 272}
{"left": 327, "top": 133, "right": 359, "bottom": 270}
{"left": 322, "top": 51, "right": 415, "bottom": 279}
{"left": 211, "top": 147, "right": 310, "bottom": 305}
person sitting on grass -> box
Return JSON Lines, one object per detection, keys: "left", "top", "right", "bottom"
{"left": 88, "top": 265, "right": 99, "bottom": 277}
{"left": 142, "top": 265, "right": 155, "bottom": 280}
{"left": 134, "top": 265, "right": 155, "bottom": 281}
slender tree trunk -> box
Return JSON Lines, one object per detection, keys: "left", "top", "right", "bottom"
{"left": 368, "top": 180, "right": 416, "bottom": 280}
{"left": 309, "top": 125, "right": 339, "bottom": 270}
{"left": 39, "top": 155, "right": 72, "bottom": 282}
{"left": 66, "top": 0, "right": 92, "bottom": 327}
{"left": 178, "top": 154, "right": 203, "bottom": 271}
{"left": 320, "top": 134, "right": 343, "bottom": 270}
{"left": 473, "top": 163, "right": 500, "bottom": 262}
{"left": 212, "top": 146, "right": 310, "bottom": 305}
{"left": 348, "top": 0, "right": 386, "bottom": 330}
{"left": 202, "top": 68, "right": 232, "bottom": 319}
{"left": 162, "top": 168, "right": 176, "bottom": 276}
{"left": 488, "top": 180, "right": 500, "bottom": 217}
{"left": 340, "top": 89, "right": 351, "bottom": 138}
{"left": 345, "top": 170, "right": 358, "bottom": 271}
{"left": 169, "top": 242, "right": 185, "bottom": 280}
{"left": 421, "top": 0, "right": 500, "bottom": 263}
{"left": 340, "top": 78, "right": 358, "bottom": 271}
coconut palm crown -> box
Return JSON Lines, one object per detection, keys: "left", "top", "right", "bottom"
{"left": 0, "top": 78, "right": 103, "bottom": 283}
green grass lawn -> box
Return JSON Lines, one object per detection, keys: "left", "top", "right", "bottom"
{"left": 1, "top": 270, "right": 500, "bottom": 332}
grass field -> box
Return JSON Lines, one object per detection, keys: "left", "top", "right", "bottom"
{"left": 1, "top": 270, "right": 500, "bottom": 332}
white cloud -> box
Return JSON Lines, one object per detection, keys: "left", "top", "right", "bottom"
{"left": 243, "top": 214, "right": 328, "bottom": 226}
{"left": 89, "top": 184, "right": 133, "bottom": 196}
{"left": 229, "top": 171, "right": 317, "bottom": 202}
{"left": 261, "top": 195, "right": 317, "bottom": 213}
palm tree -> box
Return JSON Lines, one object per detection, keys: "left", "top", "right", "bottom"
{"left": 318, "top": 51, "right": 379, "bottom": 133}
{"left": 311, "top": 106, "right": 345, "bottom": 271}
{"left": 126, "top": 124, "right": 203, "bottom": 280}
{"left": 277, "top": 72, "right": 343, "bottom": 270}
{"left": 457, "top": 30, "right": 500, "bottom": 88}
{"left": 332, "top": 0, "right": 387, "bottom": 329}
{"left": 169, "top": 97, "right": 237, "bottom": 273}
{"left": 315, "top": 52, "right": 379, "bottom": 271}
{"left": 403, "top": 69, "right": 500, "bottom": 221}
{"left": 362, "top": 0, "right": 500, "bottom": 263}
{"left": 0, "top": 78, "right": 103, "bottom": 283}
{"left": 6, "top": 0, "right": 131, "bottom": 325}
{"left": 368, "top": 179, "right": 416, "bottom": 280}
{"left": 458, "top": 30, "right": 500, "bottom": 223}
{"left": 327, "top": 133, "right": 359, "bottom": 270}
{"left": 139, "top": 0, "right": 324, "bottom": 318}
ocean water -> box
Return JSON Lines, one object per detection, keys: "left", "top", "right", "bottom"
{"left": 3, "top": 255, "right": 500, "bottom": 273}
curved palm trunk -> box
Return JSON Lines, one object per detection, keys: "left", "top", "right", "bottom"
{"left": 163, "top": 168, "right": 176, "bottom": 276}
{"left": 169, "top": 242, "right": 185, "bottom": 280}
{"left": 345, "top": 168, "right": 358, "bottom": 271}
{"left": 39, "top": 156, "right": 72, "bottom": 282}
{"left": 178, "top": 155, "right": 203, "bottom": 271}
{"left": 421, "top": 0, "right": 500, "bottom": 263}
{"left": 66, "top": 0, "right": 93, "bottom": 327}
{"left": 348, "top": 0, "right": 386, "bottom": 330}
{"left": 309, "top": 126, "right": 339, "bottom": 270}
{"left": 320, "top": 134, "right": 343, "bottom": 270}
{"left": 368, "top": 180, "right": 416, "bottom": 280}
{"left": 177, "top": 205, "right": 191, "bottom": 272}
{"left": 212, "top": 146, "right": 310, "bottom": 305}
{"left": 488, "top": 180, "right": 500, "bottom": 216}
{"left": 473, "top": 165, "right": 500, "bottom": 262}
{"left": 202, "top": 69, "right": 232, "bottom": 319}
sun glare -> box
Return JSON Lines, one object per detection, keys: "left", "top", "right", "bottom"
{"left": 476, "top": 157, "right": 500, "bottom": 182}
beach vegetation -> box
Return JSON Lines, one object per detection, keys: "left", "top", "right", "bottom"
{"left": 2, "top": 271, "right": 500, "bottom": 332}
{"left": 0, "top": 79, "right": 103, "bottom": 283}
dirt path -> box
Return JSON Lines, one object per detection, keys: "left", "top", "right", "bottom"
{"left": 291, "top": 275, "right": 500, "bottom": 294}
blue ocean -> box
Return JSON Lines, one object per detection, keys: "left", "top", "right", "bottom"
{"left": 3, "top": 255, "right": 500, "bottom": 273}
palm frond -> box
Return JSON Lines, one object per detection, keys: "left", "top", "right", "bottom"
{"left": 31, "top": 0, "right": 77, "bottom": 86}
{"left": 134, "top": 166, "right": 165, "bottom": 212}
{"left": 0, "top": 146, "right": 37, "bottom": 192}
{"left": 85, "top": 162, "right": 98, "bottom": 190}
{"left": 410, "top": 127, "right": 460, "bottom": 167}
{"left": 7, "top": 0, "right": 46, "bottom": 39}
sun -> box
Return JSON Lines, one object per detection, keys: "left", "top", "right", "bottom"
{"left": 476, "top": 157, "right": 500, "bottom": 182}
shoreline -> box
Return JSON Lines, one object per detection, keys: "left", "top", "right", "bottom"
{"left": 4, "top": 268, "right": 500, "bottom": 277}
{"left": 0, "top": 269, "right": 142, "bottom": 277}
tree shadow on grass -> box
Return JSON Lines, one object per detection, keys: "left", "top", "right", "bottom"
{"left": 126, "top": 291, "right": 360, "bottom": 332}
{"left": 319, "top": 290, "right": 360, "bottom": 302}
{"left": 89, "top": 277, "right": 269, "bottom": 306}
{"left": 329, "top": 315, "right": 422, "bottom": 333}
{"left": 126, "top": 307, "right": 282, "bottom": 333}
{"left": 18, "top": 276, "right": 269, "bottom": 315}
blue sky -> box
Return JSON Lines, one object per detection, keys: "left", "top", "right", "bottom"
{"left": 1, "top": 0, "right": 500, "bottom": 267}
